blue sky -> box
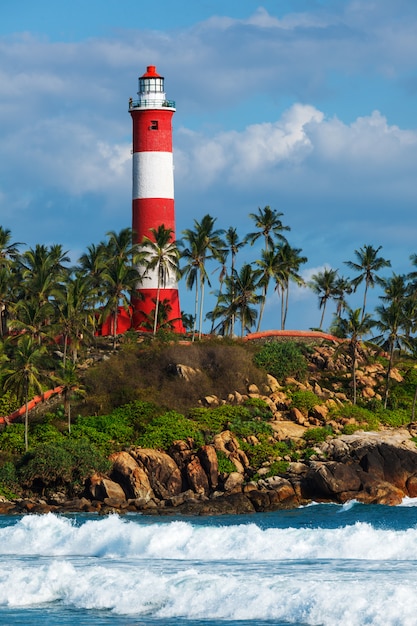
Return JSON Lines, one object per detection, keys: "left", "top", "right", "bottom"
{"left": 1, "top": 0, "right": 417, "bottom": 332}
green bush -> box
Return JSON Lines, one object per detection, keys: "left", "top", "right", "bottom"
{"left": 303, "top": 426, "right": 333, "bottom": 444}
{"left": 377, "top": 408, "right": 409, "bottom": 428}
{"left": 18, "top": 438, "right": 111, "bottom": 496}
{"left": 70, "top": 424, "right": 116, "bottom": 456}
{"left": 253, "top": 341, "right": 308, "bottom": 382}
{"left": 240, "top": 437, "right": 293, "bottom": 468}
{"left": 75, "top": 413, "right": 134, "bottom": 444}
{"left": 259, "top": 459, "right": 289, "bottom": 478}
{"left": 110, "top": 401, "right": 161, "bottom": 435}
{"left": 138, "top": 411, "right": 204, "bottom": 450}
{"left": 289, "top": 390, "right": 321, "bottom": 415}
{"left": 0, "top": 391, "right": 20, "bottom": 417}
{"left": 335, "top": 404, "right": 380, "bottom": 431}
{"left": 242, "top": 398, "right": 272, "bottom": 420}
{"left": 229, "top": 416, "right": 273, "bottom": 438}
{"left": 0, "top": 425, "right": 26, "bottom": 455}
{"left": 0, "top": 461, "right": 19, "bottom": 499}
{"left": 216, "top": 450, "right": 236, "bottom": 474}
{"left": 31, "top": 423, "right": 65, "bottom": 445}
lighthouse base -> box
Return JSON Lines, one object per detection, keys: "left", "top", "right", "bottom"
{"left": 132, "top": 290, "right": 185, "bottom": 333}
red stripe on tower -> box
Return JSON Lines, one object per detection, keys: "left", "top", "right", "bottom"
{"left": 129, "top": 65, "right": 184, "bottom": 332}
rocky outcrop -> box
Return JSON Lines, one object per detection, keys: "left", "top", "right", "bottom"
{"left": 298, "top": 430, "right": 417, "bottom": 505}
{"left": 2, "top": 427, "right": 417, "bottom": 516}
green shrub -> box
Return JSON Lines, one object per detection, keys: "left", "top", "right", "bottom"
{"left": 75, "top": 413, "right": 134, "bottom": 444}
{"left": 289, "top": 390, "right": 321, "bottom": 415}
{"left": 377, "top": 408, "right": 409, "bottom": 428}
{"left": 0, "top": 461, "right": 19, "bottom": 499}
{"left": 0, "top": 391, "right": 19, "bottom": 416}
{"left": 335, "top": 405, "right": 380, "bottom": 431}
{"left": 240, "top": 437, "right": 293, "bottom": 468}
{"left": 229, "top": 416, "right": 273, "bottom": 438}
{"left": 110, "top": 401, "right": 161, "bottom": 434}
{"left": 342, "top": 423, "right": 363, "bottom": 435}
{"left": 70, "top": 425, "right": 116, "bottom": 456}
{"left": 18, "top": 438, "right": 111, "bottom": 496}
{"left": 138, "top": 411, "right": 204, "bottom": 450}
{"left": 31, "top": 423, "right": 65, "bottom": 445}
{"left": 260, "top": 459, "right": 289, "bottom": 478}
{"left": 303, "top": 426, "right": 333, "bottom": 444}
{"left": 242, "top": 398, "right": 272, "bottom": 419}
{"left": 0, "top": 425, "right": 26, "bottom": 454}
{"left": 253, "top": 341, "right": 308, "bottom": 382}
{"left": 216, "top": 450, "right": 236, "bottom": 474}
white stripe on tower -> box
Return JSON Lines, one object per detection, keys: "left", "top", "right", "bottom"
{"left": 132, "top": 152, "right": 174, "bottom": 201}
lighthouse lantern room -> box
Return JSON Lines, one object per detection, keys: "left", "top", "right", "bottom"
{"left": 129, "top": 66, "right": 184, "bottom": 333}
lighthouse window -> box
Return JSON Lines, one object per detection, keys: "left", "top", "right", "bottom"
{"left": 139, "top": 77, "right": 164, "bottom": 93}
{"left": 150, "top": 120, "right": 159, "bottom": 130}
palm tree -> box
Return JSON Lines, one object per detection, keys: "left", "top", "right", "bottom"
{"left": 255, "top": 248, "right": 278, "bottom": 332}
{"left": 344, "top": 245, "right": 391, "bottom": 320}
{"left": 9, "top": 299, "right": 55, "bottom": 345}
{"left": 3, "top": 335, "right": 48, "bottom": 450}
{"left": 106, "top": 227, "right": 138, "bottom": 263}
{"left": 233, "top": 264, "right": 262, "bottom": 337}
{"left": 138, "top": 225, "right": 180, "bottom": 335}
{"left": 274, "top": 243, "right": 307, "bottom": 330}
{"left": 224, "top": 227, "right": 245, "bottom": 336}
{"left": 180, "top": 214, "right": 224, "bottom": 339}
{"left": 333, "top": 276, "right": 353, "bottom": 320}
{"left": 373, "top": 302, "right": 410, "bottom": 409}
{"left": 309, "top": 268, "right": 339, "bottom": 329}
{"left": 333, "top": 307, "right": 375, "bottom": 404}
{"left": 17, "top": 244, "right": 70, "bottom": 305}
{"left": 246, "top": 206, "right": 289, "bottom": 252}
{"left": 54, "top": 275, "right": 94, "bottom": 364}
{"left": 55, "top": 361, "right": 85, "bottom": 433}
{"left": 101, "top": 257, "right": 141, "bottom": 349}
{"left": 206, "top": 275, "right": 238, "bottom": 337}
{"left": 0, "top": 227, "right": 23, "bottom": 268}
{"left": 0, "top": 266, "right": 18, "bottom": 337}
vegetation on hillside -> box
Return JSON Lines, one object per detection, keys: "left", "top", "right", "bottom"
{"left": 0, "top": 208, "right": 417, "bottom": 500}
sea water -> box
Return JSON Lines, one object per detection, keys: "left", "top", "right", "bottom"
{"left": 0, "top": 500, "right": 417, "bottom": 626}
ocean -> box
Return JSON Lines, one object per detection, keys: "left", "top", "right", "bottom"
{"left": 0, "top": 500, "right": 416, "bottom": 626}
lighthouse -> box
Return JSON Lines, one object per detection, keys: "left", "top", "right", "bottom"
{"left": 129, "top": 65, "right": 184, "bottom": 332}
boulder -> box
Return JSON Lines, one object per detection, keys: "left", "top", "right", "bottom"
{"left": 109, "top": 451, "right": 155, "bottom": 501}
{"left": 88, "top": 474, "right": 127, "bottom": 502}
{"left": 186, "top": 455, "right": 210, "bottom": 495}
{"left": 223, "top": 472, "right": 244, "bottom": 492}
{"left": 305, "top": 461, "right": 362, "bottom": 498}
{"left": 129, "top": 448, "right": 183, "bottom": 499}
{"left": 197, "top": 445, "right": 219, "bottom": 490}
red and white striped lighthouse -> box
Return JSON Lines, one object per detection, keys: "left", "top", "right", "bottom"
{"left": 129, "top": 65, "right": 184, "bottom": 332}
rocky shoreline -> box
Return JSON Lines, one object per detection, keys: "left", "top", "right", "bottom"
{"left": 1, "top": 427, "right": 417, "bottom": 516}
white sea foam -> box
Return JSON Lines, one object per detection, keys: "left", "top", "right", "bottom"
{"left": 1, "top": 513, "right": 417, "bottom": 561}
{"left": 1, "top": 514, "right": 417, "bottom": 625}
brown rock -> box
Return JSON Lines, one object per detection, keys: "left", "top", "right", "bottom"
{"left": 223, "top": 472, "right": 244, "bottom": 492}
{"left": 247, "top": 489, "right": 271, "bottom": 512}
{"left": 197, "top": 445, "right": 219, "bottom": 490}
{"left": 186, "top": 456, "right": 210, "bottom": 495}
{"left": 311, "top": 404, "right": 328, "bottom": 421}
{"left": 130, "top": 448, "right": 183, "bottom": 499}
{"left": 290, "top": 406, "right": 307, "bottom": 423}
{"left": 406, "top": 475, "right": 417, "bottom": 497}
{"left": 110, "top": 451, "right": 155, "bottom": 501}
{"left": 270, "top": 421, "right": 306, "bottom": 440}
{"left": 307, "top": 461, "right": 362, "bottom": 497}
{"left": 89, "top": 475, "right": 127, "bottom": 501}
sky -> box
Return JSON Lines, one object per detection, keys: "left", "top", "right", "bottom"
{"left": 1, "top": 0, "right": 417, "bottom": 333}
